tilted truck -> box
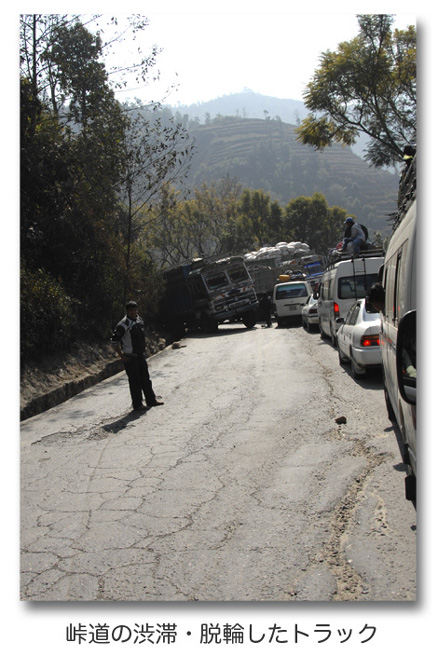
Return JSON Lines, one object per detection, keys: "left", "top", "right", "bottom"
{"left": 159, "top": 254, "right": 259, "bottom": 335}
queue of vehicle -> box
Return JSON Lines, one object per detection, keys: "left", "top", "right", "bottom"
{"left": 255, "top": 167, "right": 416, "bottom": 505}
{"left": 295, "top": 156, "right": 416, "bottom": 504}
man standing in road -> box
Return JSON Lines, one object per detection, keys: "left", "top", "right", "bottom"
{"left": 259, "top": 292, "right": 273, "bottom": 328}
{"left": 111, "top": 301, "right": 164, "bottom": 412}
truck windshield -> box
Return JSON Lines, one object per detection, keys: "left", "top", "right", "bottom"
{"left": 205, "top": 272, "right": 228, "bottom": 290}
{"left": 305, "top": 262, "right": 324, "bottom": 275}
{"left": 338, "top": 273, "right": 379, "bottom": 299}
{"left": 229, "top": 267, "right": 250, "bottom": 284}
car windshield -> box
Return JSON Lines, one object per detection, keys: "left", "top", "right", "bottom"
{"left": 338, "top": 273, "right": 379, "bottom": 299}
{"left": 276, "top": 284, "right": 308, "bottom": 299}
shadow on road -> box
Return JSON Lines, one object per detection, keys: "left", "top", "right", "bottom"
{"left": 102, "top": 409, "right": 150, "bottom": 434}
{"left": 185, "top": 323, "right": 259, "bottom": 339}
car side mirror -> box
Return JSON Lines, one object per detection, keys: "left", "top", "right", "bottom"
{"left": 396, "top": 310, "right": 416, "bottom": 405}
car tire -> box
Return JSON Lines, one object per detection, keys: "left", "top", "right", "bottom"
{"left": 350, "top": 350, "right": 366, "bottom": 378}
{"left": 338, "top": 344, "right": 349, "bottom": 364}
{"left": 405, "top": 474, "right": 416, "bottom": 505}
{"left": 383, "top": 380, "right": 397, "bottom": 422}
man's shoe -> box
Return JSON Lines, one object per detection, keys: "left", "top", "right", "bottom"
{"left": 133, "top": 404, "right": 147, "bottom": 412}
{"left": 148, "top": 400, "right": 164, "bottom": 407}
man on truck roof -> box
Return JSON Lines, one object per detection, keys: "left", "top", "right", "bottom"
{"left": 342, "top": 217, "right": 366, "bottom": 256}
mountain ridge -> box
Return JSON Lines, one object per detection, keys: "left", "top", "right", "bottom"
{"left": 171, "top": 111, "right": 398, "bottom": 235}
{"left": 167, "top": 90, "right": 370, "bottom": 159}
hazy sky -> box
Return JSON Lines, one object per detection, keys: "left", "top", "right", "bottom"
{"left": 110, "top": 3, "right": 416, "bottom": 107}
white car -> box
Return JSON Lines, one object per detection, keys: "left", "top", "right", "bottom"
{"left": 272, "top": 280, "right": 313, "bottom": 327}
{"left": 302, "top": 294, "right": 319, "bottom": 331}
{"left": 336, "top": 298, "right": 382, "bottom": 377}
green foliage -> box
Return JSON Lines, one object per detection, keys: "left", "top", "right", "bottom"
{"left": 284, "top": 193, "right": 348, "bottom": 254}
{"left": 20, "top": 15, "right": 193, "bottom": 362}
{"left": 21, "top": 266, "right": 79, "bottom": 360}
{"left": 145, "top": 182, "right": 350, "bottom": 266}
{"left": 296, "top": 14, "right": 416, "bottom": 167}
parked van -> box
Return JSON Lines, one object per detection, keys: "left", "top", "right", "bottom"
{"left": 273, "top": 280, "right": 313, "bottom": 327}
{"left": 318, "top": 251, "right": 385, "bottom": 345}
{"left": 380, "top": 194, "right": 416, "bottom": 503}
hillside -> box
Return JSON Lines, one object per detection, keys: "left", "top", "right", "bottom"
{"left": 179, "top": 115, "right": 399, "bottom": 235}
{"left": 168, "top": 90, "right": 371, "bottom": 160}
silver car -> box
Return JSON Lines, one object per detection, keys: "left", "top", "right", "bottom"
{"left": 336, "top": 298, "right": 381, "bottom": 377}
{"left": 302, "top": 294, "right": 319, "bottom": 331}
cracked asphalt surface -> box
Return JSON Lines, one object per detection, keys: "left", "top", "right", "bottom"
{"left": 20, "top": 322, "right": 416, "bottom": 601}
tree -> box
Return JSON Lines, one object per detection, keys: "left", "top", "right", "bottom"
{"left": 237, "top": 189, "right": 277, "bottom": 248}
{"left": 116, "top": 104, "right": 194, "bottom": 299}
{"left": 284, "top": 193, "right": 347, "bottom": 254}
{"left": 296, "top": 15, "right": 416, "bottom": 167}
{"left": 145, "top": 180, "right": 243, "bottom": 267}
{"left": 20, "top": 14, "right": 193, "bottom": 358}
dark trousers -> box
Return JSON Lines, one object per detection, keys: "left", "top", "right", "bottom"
{"left": 261, "top": 310, "right": 272, "bottom": 326}
{"left": 124, "top": 355, "right": 156, "bottom": 408}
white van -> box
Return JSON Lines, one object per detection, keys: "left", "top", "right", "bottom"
{"left": 273, "top": 280, "right": 313, "bottom": 327}
{"left": 380, "top": 195, "right": 416, "bottom": 503}
{"left": 318, "top": 252, "right": 385, "bottom": 345}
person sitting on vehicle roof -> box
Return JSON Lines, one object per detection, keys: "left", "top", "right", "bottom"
{"left": 342, "top": 217, "right": 366, "bottom": 256}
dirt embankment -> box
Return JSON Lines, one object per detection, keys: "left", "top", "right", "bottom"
{"left": 20, "top": 331, "right": 167, "bottom": 421}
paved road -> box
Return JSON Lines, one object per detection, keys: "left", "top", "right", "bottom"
{"left": 20, "top": 321, "right": 416, "bottom": 601}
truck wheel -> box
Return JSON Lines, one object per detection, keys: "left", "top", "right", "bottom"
{"left": 242, "top": 310, "right": 257, "bottom": 329}
{"left": 200, "top": 314, "right": 218, "bottom": 333}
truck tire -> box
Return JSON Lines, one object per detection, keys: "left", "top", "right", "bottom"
{"left": 241, "top": 310, "right": 257, "bottom": 329}
{"left": 200, "top": 314, "right": 218, "bottom": 333}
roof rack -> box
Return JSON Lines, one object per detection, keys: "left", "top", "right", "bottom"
{"left": 393, "top": 155, "right": 416, "bottom": 230}
{"left": 324, "top": 248, "right": 385, "bottom": 271}
{"left": 162, "top": 252, "right": 236, "bottom": 273}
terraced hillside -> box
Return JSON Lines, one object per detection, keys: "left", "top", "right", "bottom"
{"left": 185, "top": 117, "right": 399, "bottom": 235}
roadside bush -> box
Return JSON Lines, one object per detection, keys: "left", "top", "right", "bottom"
{"left": 21, "top": 266, "right": 79, "bottom": 362}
